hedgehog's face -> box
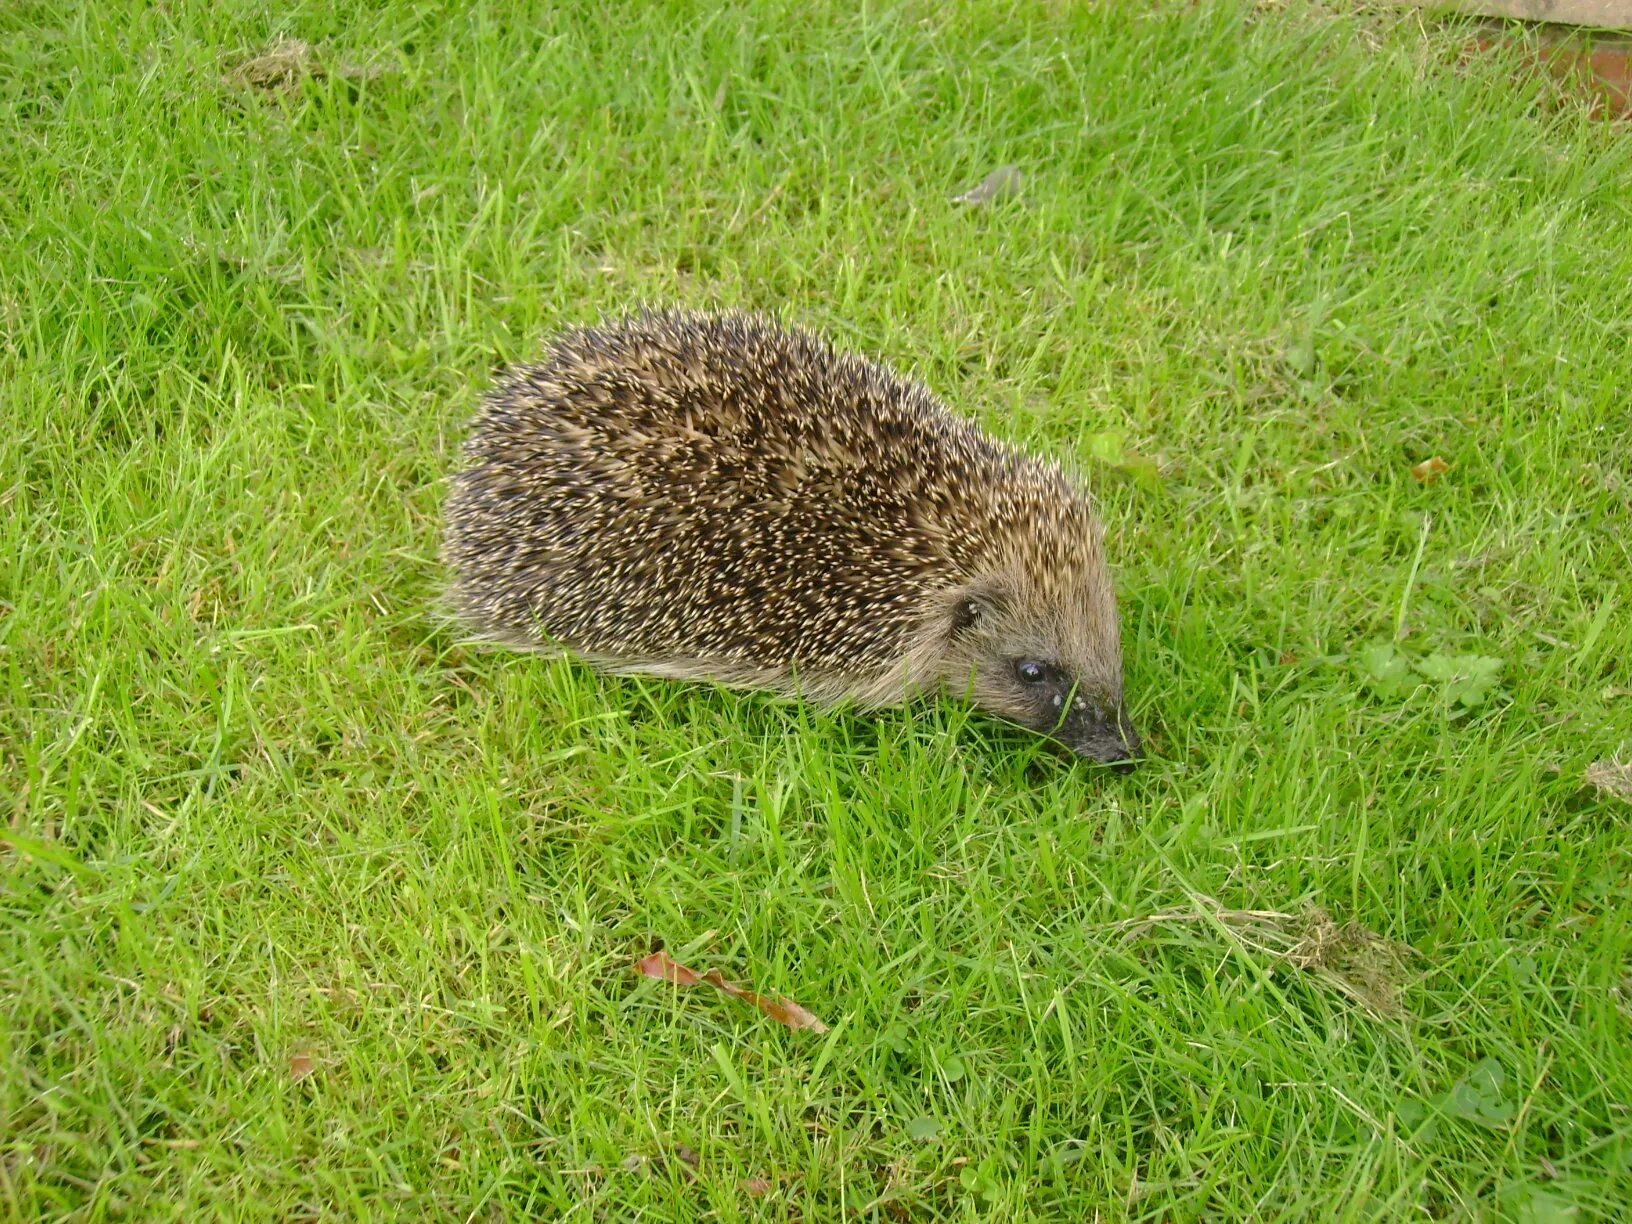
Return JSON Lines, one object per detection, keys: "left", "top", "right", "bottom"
{"left": 936, "top": 568, "right": 1140, "bottom": 769}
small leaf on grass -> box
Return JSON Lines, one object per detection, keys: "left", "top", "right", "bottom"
{"left": 950, "top": 164, "right": 1022, "bottom": 206}
{"left": 1401, "top": 1057, "right": 1518, "bottom": 1139}
{"left": 635, "top": 952, "right": 828, "bottom": 1033}
{"left": 959, "top": 1161, "right": 1002, "bottom": 1202}
{"left": 1415, "top": 653, "right": 1503, "bottom": 709}
{"left": 1443, "top": 1057, "right": 1516, "bottom": 1127}
{"left": 1585, "top": 759, "right": 1632, "bottom": 803}
{"left": 287, "top": 1052, "right": 315, "bottom": 1081}
{"left": 1505, "top": 1186, "right": 1580, "bottom": 1224}
{"left": 1411, "top": 455, "right": 1450, "bottom": 482}
{"left": 906, "top": 1115, "right": 941, "bottom": 1141}
{"left": 1396, "top": 1099, "right": 1434, "bottom": 1139}
{"left": 1354, "top": 644, "right": 1505, "bottom": 711}
{"left": 1082, "top": 430, "right": 1161, "bottom": 485}
{"left": 740, "top": 1176, "right": 772, "bottom": 1197}
{"left": 1357, "top": 642, "right": 1414, "bottom": 697}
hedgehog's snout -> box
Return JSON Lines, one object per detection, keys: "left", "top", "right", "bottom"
{"left": 1053, "top": 698, "right": 1141, "bottom": 769}
{"left": 996, "top": 654, "right": 1140, "bottom": 768}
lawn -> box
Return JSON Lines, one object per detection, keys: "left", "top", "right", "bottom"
{"left": 3, "top": 0, "right": 1631, "bottom": 1218}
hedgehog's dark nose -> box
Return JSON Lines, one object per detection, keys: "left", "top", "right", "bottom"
{"left": 1069, "top": 736, "right": 1140, "bottom": 769}
{"left": 1056, "top": 706, "right": 1141, "bottom": 769}
{"left": 1097, "top": 734, "right": 1142, "bottom": 773}
{"left": 1109, "top": 746, "right": 1141, "bottom": 775}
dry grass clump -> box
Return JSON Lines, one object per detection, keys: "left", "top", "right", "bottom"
{"left": 1113, "top": 895, "right": 1419, "bottom": 1019}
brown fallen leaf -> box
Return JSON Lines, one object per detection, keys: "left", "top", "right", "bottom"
{"left": 741, "top": 1176, "right": 772, "bottom": 1196}
{"left": 636, "top": 950, "right": 705, "bottom": 986}
{"left": 704, "top": 968, "right": 828, "bottom": 1032}
{"left": 636, "top": 951, "right": 828, "bottom": 1033}
{"left": 287, "top": 1051, "right": 316, "bottom": 1081}
{"left": 1411, "top": 455, "right": 1450, "bottom": 483}
{"left": 1586, "top": 758, "right": 1632, "bottom": 803}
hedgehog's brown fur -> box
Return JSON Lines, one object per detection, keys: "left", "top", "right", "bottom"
{"left": 441, "top": 308, "right": 1139, "bottom": 763}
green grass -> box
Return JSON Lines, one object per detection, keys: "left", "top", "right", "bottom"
{"left": 4, "top": 0, "right": 1631, "bottom": 1218}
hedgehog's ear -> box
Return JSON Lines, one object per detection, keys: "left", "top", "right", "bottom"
{"left": 951, "top": 598, "right": 983, "bottom": 635}
{"left": 947, "top": 582, "right": 1010, "bottom": 637}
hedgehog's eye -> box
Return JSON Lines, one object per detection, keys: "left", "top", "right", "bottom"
{"left": 1015, "top": 660, "right": 1049, "bottom": 685}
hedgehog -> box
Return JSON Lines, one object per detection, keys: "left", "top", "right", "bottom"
{"left": 441, "top": 308, "right": 1141, "bottom": 765}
